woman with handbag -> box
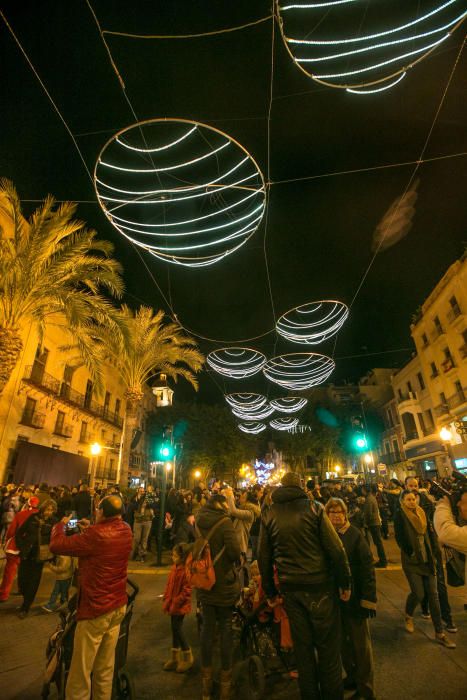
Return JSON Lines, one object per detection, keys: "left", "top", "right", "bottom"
{"left": 15, "top": 498, "right": 58, "bottom": 618}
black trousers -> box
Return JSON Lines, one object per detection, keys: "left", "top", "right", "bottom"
{"left": 341, "top": 609, "right": 375, "bottom": 699}
{"left": 421, "top": 553, "right": 452, "bottom": 622}
{"left": 367, "top": 526, "right": 387, "bottom": 565}
{"left": 283, "top": 588, "right": 343, "bottom": 700}
{"left": 200, "top": 604, "right": 233, "bottom": 671}
{"left": 171, "top": 614, "right": 189, "bottom": 650}
{"left": 18, "top": 559, "right": 44, "bottom": 612}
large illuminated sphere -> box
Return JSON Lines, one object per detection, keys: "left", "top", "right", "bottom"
{"left": 270, "top": 417, "right": 300, "bottom": 431}
{"left": 238, "top": 422, "right": 267, "bottom": 434}
{"left": 270, "top": 396, "right": 308, "bottom": 413}
{"left": 207, "top": 347, "right": 267, "bottom": 379}
{"left": 263, "top": 353, "right": 335, "bottom": 390}
{"left": 94, "top": 119, "right": 266, "bottom": 267}
{"left": 277, "top": 1, "right": 467, "bottom": 93}
{"left": 225, "top": 393, "right": 268, "bottom": 411}
{"left": 276, "top": 300, "right": 348, "bottom": 345}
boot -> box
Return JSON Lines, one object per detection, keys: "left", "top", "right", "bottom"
{"left": 405, "top": 615, "right": 414, "bottom": 633}
{"left": 201, "top": 667, "right": 213, "bottom": 700}
{"left": 176, "top": 648, "right": 194, "bottom": 673}
{"left": 163, "top": 648, "right": 180, "bottom": 671}
{"left": 219, "top": 669, "right": 232, "bottom": 700}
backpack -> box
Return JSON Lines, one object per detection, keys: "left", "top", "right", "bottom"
{"left": 185, "top": 517, "right": 230, "bottom": 590}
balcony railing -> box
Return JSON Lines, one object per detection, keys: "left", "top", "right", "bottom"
{"left": 23, "top": 365, "right": 123, "bottom": 428}
{"left": 378, "top": 451, "right": 404, "bottom": 466}
{"left": 448, "top": 390, "right": 466, "bottom": 411}
{"left": 403, "top": 431, "right": 419, "bottom": 443}
{"left": 434, "top": 403, "right": 450, "bottom": 418}
{"left": 397, "top": 391, "right": 418, "bottom": 404}
{"left": 19, "top": 410, "right": 46, "bottom": 429}
{"left": 441, "top": 358, "right": 456, "bottom": 374}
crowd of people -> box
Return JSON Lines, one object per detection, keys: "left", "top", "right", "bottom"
{"left": 1, "top": 471, "right": 466, "bottom": 700}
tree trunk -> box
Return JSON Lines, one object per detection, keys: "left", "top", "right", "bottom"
{"left": 118, "top": 397, "right": 141, "bottom": 487}
{"left": 0, "top": 326, "right": 23, "bottom": 395}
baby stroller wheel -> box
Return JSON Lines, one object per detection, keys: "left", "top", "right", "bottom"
{"left": 116, "top": 667, "right": 135, "bottom": 699}
{"left": 238, "top": 655, "right": 265, "bottom": 700}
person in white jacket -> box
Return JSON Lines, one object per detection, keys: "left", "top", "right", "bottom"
{"left": 433, "top": 492, "right": 467, "bottom": 609}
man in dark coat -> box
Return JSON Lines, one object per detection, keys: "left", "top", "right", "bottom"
{"left": 258, "top": 472, "right": 351, "bottom": 700}
{"left": 326, "top": 497, "right": 377, "bottom": 700}
{"left": 73, "top": 484, "right": 92, "bottom": 520}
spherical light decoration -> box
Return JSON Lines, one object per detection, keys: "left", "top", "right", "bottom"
{"left": 207, "top": 347, "right": 267, "bottom": 379}
{"left": 276, "top": 300, "right": 349, "bottom": 345}
{"left": 94, "top": 119, "right": 266, "bottom": 267}
{"left": 225, "top": 393, "right": 268, "bottom": 411}
{"left": 276, "top": 1, "right": 467, "bottom": 92}
{"left": 263, "top": 353, "right": 335, "bottom": 390}
{"left": 231, "top": 403, "right": 275, "bottom": 421}
{"left": 270, "top": 417, "right": 300, "bottom": 431}
{"left": 270, "top": 396, "right": 308, "bottom": 413}
{"left": 238, "top": 422, "right": 267, "bottom": 434}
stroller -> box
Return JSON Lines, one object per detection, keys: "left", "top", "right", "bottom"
{"left": 41, "top": 579, "right": 139, "bottom": 699}
{"left": 231, "top": 599, "right": 296, "bottom": 700}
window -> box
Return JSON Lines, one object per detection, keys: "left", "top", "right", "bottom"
{"left": 418, "top": 412, "right": 426, "bottom": 435}
{"left": 115, "top": 398, "right": 121, "bottom": 416}
{"left": 103, "top": 391, "right": 111, "bottom": 416}
{"left": 79, "top": 421, "right": 88, "bottom": 443}
{"left": 54, "top": 411, "right": 65, "bottom": 434}
{"left": 421, "top": 333, "right": 428, "bottom": 347}
{"left": 449, "top": 296, "right": 461, "bottom": 316}
{"left": 417, "top": 372, "right": 425, "bottom": 391}
{"left": 430, "top": 362, "right": 438, "bottom": 378}
{"left": 434, "top": 316, "right": 443, "bottom": 334}
{"left": 31, "top": 345, "right": 49, "bottom": 383}
{"left": 407, "top": 381, "right": 413, "bottom": 394}
{"left": 84, "top": 380, "right": 93, "bottom": 408}
{"left": 398, "top": 388, "right": 403, "bottom": 400}
{"left": 393, "top": 440, "right": 400, "bottom": 458}
{"left": 463, "top": 329, "right": 467, "bottom": 344}
{"left": 101, "top": 429, "right": 106, "bottom": 442}
{"left": 440, "top": 392, "right": 447, "bottom": 406}
{"left": 387, "top": 408, "right": 394, "bottom": 427}
{"left": 455, "top": 380, "right": 465, "bottom": 400}
{"left": 60, "top": 364, "right": 73, "bottom": 398}
{"left": 425, "top": 409, "right": 435, "bottom": 430}
{"left": 21, "top": 397, "right": 37, "bottom": 424}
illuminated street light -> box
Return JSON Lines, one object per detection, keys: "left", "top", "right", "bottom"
{"left": 364, "top": 454, "right": 373, "bottom": 464}
{"left": 90, "top": 442, "right": 102, "bottom": 456}
{"left": 166, "top": 462, "right": 173, "bottom": 471}
{"left": 439, "top": 427, "right": 452, "bottom": 442}
{"left": 194, "top": 470, "right": 201, "bottom": 479}
{"left": 335, "top": 465, "right": 341, "bottom": 472}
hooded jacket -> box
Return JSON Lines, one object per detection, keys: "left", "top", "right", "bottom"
{"left": 258, "top": 486, "right": 351, "bottom": 597}
{"left": 195, "top": 503, "right": 241, "bottom": 607}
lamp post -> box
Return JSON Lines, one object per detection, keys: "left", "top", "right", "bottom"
{"left": 90, "top": 442, "right": 102, "bottom": 487}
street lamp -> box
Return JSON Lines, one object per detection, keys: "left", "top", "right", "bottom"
{"left": 166, "top": 462, "right": 172, "bottom": 471}
{"left": 89, "top": 442, "right": 102, "bottom": 487}
{"left": 439, "top": 427, "right": 452, "bottom": 442}
{"left": 90, "top": 442, "right": 102, "bottom": 456}
{"left": 194, "top": 470, "right": 201, "bottom": 479}
{"left": 334, "top": 465, "right": 341, "bottom": 473}
{"left": 364, "top": 454, "right": 372, "bottom": 465}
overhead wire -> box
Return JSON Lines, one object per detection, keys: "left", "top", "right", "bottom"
{"left": 102, "top": 15, "right": 273, "bottom": 40}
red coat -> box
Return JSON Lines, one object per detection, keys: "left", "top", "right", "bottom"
{"left": 4, "top": 508, "right": 38, "bottom": 554}
{"left": 50, "top": 517, "right": 132, "bottom": 621}
{"left": 163, "top": 564, "right": 192, "bottom": 616}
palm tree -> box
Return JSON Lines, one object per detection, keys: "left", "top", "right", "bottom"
{"left": 96, "top": 305, "right": 204, "bottom": 486}
{"left": 0, "top": 178, "right": 124, "bottom": 394}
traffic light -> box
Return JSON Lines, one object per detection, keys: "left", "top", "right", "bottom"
{"left": 155, "top": 425, "right": 174, "bottom": 462}
{"left": 350, "top": 415, "right": 368, "bottom": 451}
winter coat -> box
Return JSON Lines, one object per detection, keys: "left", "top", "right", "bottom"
{"left": 16, "top": 512, "right": 57, "bottom": 561}
{"left": 73, "top": 491, "right": 92, "bottom": 520}
{"left": 363, "top": 494, "right": 381, "bottom": 528}
{"left": 434, "top": 497, "right": 467, "bottom": 586}
{"left": 174, "top": 519, "right": 196, "bottom": 545}
{"left": 226, "top": 494, "right": 257, "bottom": 553}
{"left": 195, "top": 503, "right": 241, "bottom": 607}
{"left": 50, "top": 516, "right": 132, "bottom": 620}
{"left": 47, "top": 555, "right": 76, "bottom": 581}
{"left": 4, "top": 508, "right": 38, "bottom": 555}
{"left": 394, "top": 508, "right": 438, "bottom": 576}
{"left": 338, "top": 523, "right": 376, "bottom": 617}
{"left": 162, "top": 563, "right": 192, "bottom": 615}
{"left": 258, "top": 486, "right": 351, "bottom": 597}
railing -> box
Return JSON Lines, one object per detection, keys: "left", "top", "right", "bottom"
{"left": 19, "top": 409, "right": 46, "bottom": 428}
{"left": 23, "top": 365, "right": 124, "bottom": 428}
{"left": 448, "top": 390, "right": 466, "bottom": 410}
{"left": 398, "top": 391, "right": 418, "bottom": 403}
{"left": 378, "top": 451, "right": 403, "bottom": 465}
{"left": 441, "top": 359, "right": 456, "bottom": 374}
{"left": 403, "top": 431, "right": 419, "bottom": 443}
{"left": 434, "top": 403, "right": 450, "bottom": 418}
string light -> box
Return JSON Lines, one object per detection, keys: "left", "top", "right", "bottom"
{"left": 207, "top": 347, "right": 267, "bottom": 379}
{"left": 276, "top": 300, "right": 349, "bottom": 345}
{"left": 270, "top": 396, "right": 308, "bottom": 413}
{"left": 277, "top": 1, "right": 467, "bottom": 90}
{"left": 225, "top": 393, "right": 268, "bottom": 410}
{"left": 238, "top": 422, "right": 267, "bottom": 434}
{"left": 231, "top": 403, "right": 275, "bottom": 421}
{"left": 270, "top": 417, "right": 300, "bottom": 431}
{"left": 94, "top": 118, "right": 266, "bottom": 267}
{"left": 263, "top": 353, "right": 335, "bottom": 390}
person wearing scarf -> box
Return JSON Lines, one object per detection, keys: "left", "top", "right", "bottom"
{"left": 394, "top": 490, "right": 455, "bottom": 648}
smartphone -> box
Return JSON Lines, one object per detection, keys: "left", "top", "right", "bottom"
{"left": 67, "top": 518, "right": 78, "bottom": 530}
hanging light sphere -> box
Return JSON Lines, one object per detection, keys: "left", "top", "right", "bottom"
{"left": 94, "top": 118, "right": 266, "bottom": 267}
{"left": 263, "top": 353, "right": 335, "bottom": 390}
{"left": 225, "top": 393, "right": 268, "bottom": 411}
{"left": 207, "top": 347, "right": 267, "bottom": 379}
{"left": 238, "top": 422, "right": 267, "bottom": 435}
{"left": 231, "top": 403, "right": 275, "bottom": 421}
{"left": 276, "top": 300, "right": 349, "bottom": 345}
{"left": 276, "top": 1, "right": 467, "bottom": 93}
{"left": 270, "top": 396, "right": 308, "bottom": 413}
{"left": 270, "top": 417, "right": 300, "bottom": 431}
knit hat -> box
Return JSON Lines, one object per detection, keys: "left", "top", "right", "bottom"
{"left": 28, "top": 496, "right": 40, "bottom": 508}
{"left": 281, "top": 472, "right": 302, "bottom": 488}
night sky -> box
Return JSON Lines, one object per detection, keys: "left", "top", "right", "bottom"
{"left": 1, "top": 1, "right": 466, "bottom": 404}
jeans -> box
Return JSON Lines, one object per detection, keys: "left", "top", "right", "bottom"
{"left": 171, "top": 614, "right": 189, "bottom": 650}
{"left": 47, "top": 578, "right": 71, "bottom": 606}
{"left": 132, "top": 521, "right": 152, "bottom": 560}
{"left": 18, "top": 559, "right": 44, "bottom": 612}
{"left": 283, "top": 588, "right": 343, "bottom": 700}
{"left": 421, "top": 553, "right": 452, "bottom": 622}
{"left": 367, "top": 526, "right": 387, "bottom": 565}
{"left": 404, "top": 569, "right": 443, "bottom": 633}
{"left": 200, "top": 604, "right": 233, "bottom": 671}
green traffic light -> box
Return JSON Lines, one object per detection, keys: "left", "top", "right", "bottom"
{"left": 161, "top": 446, "right": 170, "bottom": 457}
{"left": 356, "top": 437, "right": 366, "bottom": 449}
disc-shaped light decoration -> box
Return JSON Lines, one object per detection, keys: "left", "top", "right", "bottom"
{"left": 270, "top": 417, "right": 300, "bottom": 431}
{"left": 225, "top": 393, "right": 268, "bottom": 411}
{"left": 270, "top": 396, "right": 308, "bottom": 413}
{"left": 94, "top": 119, "right": 266, "bottom": 267}
{"left": 263, "top": 353, "right": 335, "bottom": 390}
{"left": 207, "top": 348, "right": 267, "bottom": 379}
{"left": 276, "top": 301, "right": 349, "bottom": 345}
{"left": 277, "top": 1, "right": 467, "bottom": 93}
{"left": 231, "top": 403, "right": 275, "bottom": 421}
{"left": 238, "top": 422, "right": 267, "bottom": 435}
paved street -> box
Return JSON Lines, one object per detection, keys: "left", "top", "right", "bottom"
{"left": 1, "top": 537, "right": 466, "bottom": 700}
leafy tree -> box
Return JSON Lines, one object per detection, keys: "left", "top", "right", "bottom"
{"left": 0, "top": 179, "right": 123, "bottom": 393}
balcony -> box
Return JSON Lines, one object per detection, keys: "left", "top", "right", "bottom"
{"left": 22, "top": 365, "right": 124, "bottom": 429}
{"left": 434, "top": 403, "right": 450, "bottom": 418}
{"left": 448, "top": 390, "right": 467, "bottom": 412}
{"left": 447, "top": 306, "right": 464, "bottom": 325}
{"left": 19, "top": 409, "right": 46, "bottom": 429}
{"left": 441, "top": 358, "right": 456, "bottom": 374}
{"left": 378, "top": 451, "right": 404, "bottom": 466}
{"left": 53, "top": 423, "right": 73, "bottom": 438}
{"left": 430, "top": 326, "right": 446, "bottom": 343}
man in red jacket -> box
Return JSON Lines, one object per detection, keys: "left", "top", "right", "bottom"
{"left": 50, "top": 495, "right": 132, "bottom": 700}
{"left": 0, "top": 496, "right": 39, "bottom": 602}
